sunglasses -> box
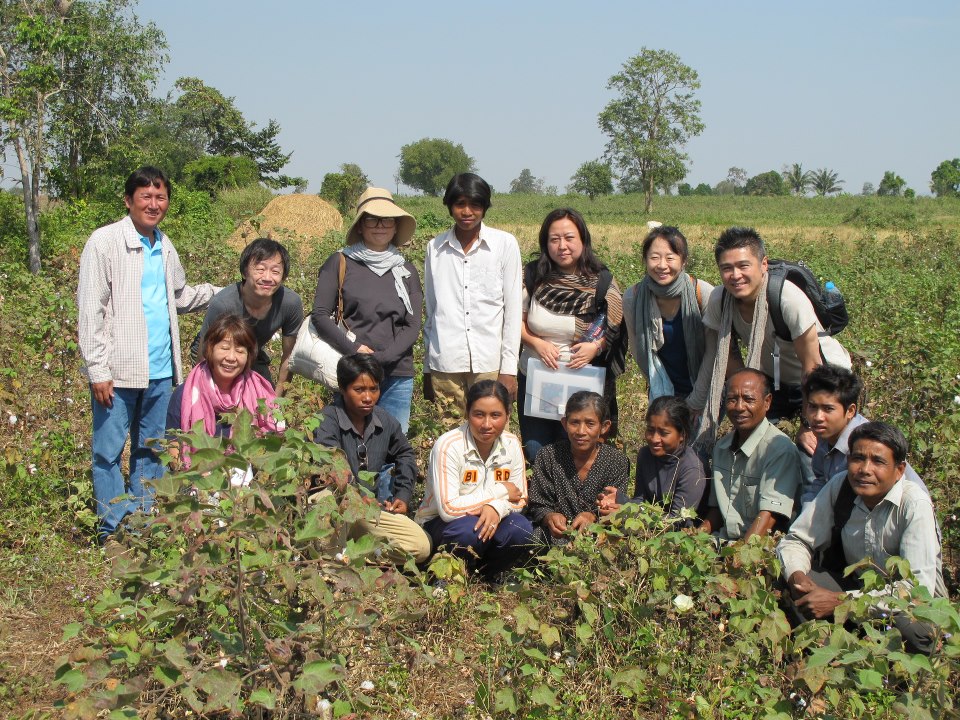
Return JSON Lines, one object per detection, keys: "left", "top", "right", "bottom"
{"left": 357, "top": 441, "right": 368, "bottom": 471}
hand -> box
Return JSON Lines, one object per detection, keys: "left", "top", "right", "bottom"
{"left": 597, "top": 486, "right": 621, "bottom": 516}
{"left": 534, "top": 338, "right": 561, "bottom": 369}
{"left": 497, "top": 374, "right": 518, "bottom": 401}
{"left": 91, "top": 380, "right": 114, "bottom": 408}
{"left": 543, "top": 512, "right": 568, "bottom": 538}
{"left": 793, "top": 578, "right": 844, "bottom": 619}
{"left": 471, "top": 505, "right": 501, "bottom": 542}
{"left": 422, "top": 372, "right": 435, "bottom": 403}
{"left": 796, "top": 426, "right": 818, "bottom": 456}
{"left": 499, "top": 481, "right": 522, "bottom": 503}
{"left": 571, "top": 511, "right": 597, "bottom": 532}
{"left": 788, "top": 571, "right": 817, "bottom": 599}
{"left": 567, "top": 341, "right": 601, "bottom": 370}
{"left": 383, "top": 498, "right": 408, "bottom": 515}
{"left": 356, "top": 344, "right": 375, "bottom": 354}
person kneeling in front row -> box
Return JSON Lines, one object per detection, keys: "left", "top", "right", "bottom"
{"left": 777, "top": 422, "right": 947, "bottom": 655}
{"left": 416, "top": 380, "right": 534, "bottom": 581}
{"left": 313, "top": 354, "right": 431, "bottom": 564}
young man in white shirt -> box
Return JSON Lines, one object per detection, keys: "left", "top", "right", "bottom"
{"left": 422, "top": 173, "right": 522, "bottom": 412}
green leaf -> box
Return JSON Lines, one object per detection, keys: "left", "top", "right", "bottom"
{"left": 248, "top": 688, "right": 277, "bottom": 709}
{"left": 292, "top": 660, "right": 344, "bottom": 693}
{"left": 539, "top": 622, "right": 561, "bottom": 647}
{"left": 494, "top": 687, "right": 518, "bottom": 713}
{"left": 153, "top": 664, "right": 181, "bottom": 688}
{"left": 530, "top": 684, "right": 559, "bottom": 708}
{"left": 856, "top": 668, "right": 883, "bottom": 690}
{"left": 196, "top": 667, "right": 242, "bottom": 712}
{"left": 62, "top": 622, "right": 83, "bottom": 641}
{"left": 55, "top": 668, "right": 87, "bottom": 693}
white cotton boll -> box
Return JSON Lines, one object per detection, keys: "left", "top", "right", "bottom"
{"left": 865, "top": 360, "right": 873, "bottom": 367}
{"left": 360, "top": 680, "right": 375, "bottom": 691}
{"left": 673, "top": 594, "right": 694, "bottom": 613}
{"left": 8, "top": 415, "right": 16, "bottom": 425}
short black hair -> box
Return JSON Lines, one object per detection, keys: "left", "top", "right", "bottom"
{"left": 124, "top": 166, "right": 171, "bottom": 199}
{"left": 802, "top": 364, "right": 862, "bottom": 410}
{"left": 726, "top": 367, "right": 772, "bottom": 397}
{"left": 240, "top": 238, "right": 290, "bottom": 281}
{"left": 336, "top": 353, "right": 384, "bottom": 389}
{"left": 465, "top": 379, "right": 511, "bottom": 414}
{"left": 714, "top": 226, "right": 765, "bottom": 264}
{"left": 849, "top": 421, "right": 908, "bottom": 465}
{"left": 564, "top": 390, "right": 609, "bottom": 423}
{"left": 646, "top": 395, "right": 692, "bottom": 445}
{"left": 443, "top": 173, "right": 492, "bottom": 213}
{"left": 643, "top": 225, "right": 689, "bottom": 264}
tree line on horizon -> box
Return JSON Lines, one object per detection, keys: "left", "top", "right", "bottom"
{"left": 3, "top": 1, "right": 959, "bottom": 275}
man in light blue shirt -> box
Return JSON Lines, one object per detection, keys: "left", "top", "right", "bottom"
{"left": 78, "top": 166, "right": 217, "bottom": 542}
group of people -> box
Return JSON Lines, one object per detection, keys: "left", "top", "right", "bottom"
{"left": 77, "top": 166, "right": 947, "bottom": 653}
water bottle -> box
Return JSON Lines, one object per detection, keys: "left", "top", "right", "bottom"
{"left": 823, "top": 281, "right": 843, "bottom": 310}
{"left": 580, "top": 312, "right": 606, "bottom": 343}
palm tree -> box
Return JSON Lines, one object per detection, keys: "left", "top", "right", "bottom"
{"left": 810, "top": 168, "right": 844, "bottom": 196}
{"left": 783, "top": 163, "right": 812, "bottom": 196}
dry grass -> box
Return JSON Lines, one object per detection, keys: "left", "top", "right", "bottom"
{"left": 228, "top": 194, "right": 343, "bottom": 255}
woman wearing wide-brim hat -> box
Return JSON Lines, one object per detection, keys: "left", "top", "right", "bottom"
{"left": 311, "top": 187, "right": 421, "bottom": 432}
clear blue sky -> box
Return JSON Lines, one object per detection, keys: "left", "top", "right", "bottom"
{"left": 135, "top": 1, "right": 958, "bottom": 196}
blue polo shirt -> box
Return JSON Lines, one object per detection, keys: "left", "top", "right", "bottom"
{"left": 140, "top": 231, "right": 172, "bottom": 380}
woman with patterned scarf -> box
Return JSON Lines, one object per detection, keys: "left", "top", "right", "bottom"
{"left": 518, "top": 208, "right": 624, "bottom": 463}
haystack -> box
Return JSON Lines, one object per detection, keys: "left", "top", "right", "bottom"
{"left": 228, "top": 194, "right": 343, "bottom": 254}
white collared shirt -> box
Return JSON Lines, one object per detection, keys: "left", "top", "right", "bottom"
{"left": 416, "top": 423, "right": 527, "bottom": 523}
{"left": 423, "top": 223, "right": 522, "bottom": 375}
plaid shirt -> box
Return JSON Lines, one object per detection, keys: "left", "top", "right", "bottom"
{"left": 78, "top": 215, "right": 218, "bottom": 388}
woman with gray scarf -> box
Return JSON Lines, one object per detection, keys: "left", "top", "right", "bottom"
{"left": 623, "top": 225, "right": 712, "bottom": 401}
{"left": 311, "top": 188, "right": 421, "bottom": 432}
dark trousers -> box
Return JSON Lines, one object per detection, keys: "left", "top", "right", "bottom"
{"left": 424, "top": 513, "right": 535, "bottom": 577}
{"left": 781, "top": 568, "right": 936, "bottom": 655}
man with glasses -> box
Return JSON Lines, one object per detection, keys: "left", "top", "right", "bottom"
{"left": 78, "top": 166, "right": 219, "bottom": 543}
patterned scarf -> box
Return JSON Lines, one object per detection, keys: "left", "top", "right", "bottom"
{"left": 533, "top": 271, "right": 623, "bottom": 343}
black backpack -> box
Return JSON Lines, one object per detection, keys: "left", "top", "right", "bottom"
{"left": 766, "top": 259, "right": 849, "bottom": 341}
{"left": 522, "top": 261, "right": 628, "bottom": 377}
{"left": 818, "top": 478, "right": 857, "bottom": 575}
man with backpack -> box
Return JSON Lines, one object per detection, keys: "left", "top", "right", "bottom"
{"left": 777, "top": 422, "right": 946, "bottom": 655}
{"left": 691, "top": 227, "right": 851, "bottom": 449}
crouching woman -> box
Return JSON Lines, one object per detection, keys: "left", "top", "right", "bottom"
{"left": 416, "top": 380, "right": 534, "bottom": 579}
{"left": 777, "top": 422, "right": 948, "bottom": 655}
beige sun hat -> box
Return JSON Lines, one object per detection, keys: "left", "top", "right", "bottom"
{"left": 345, "top": 187, "right": 417, "bottom": 247}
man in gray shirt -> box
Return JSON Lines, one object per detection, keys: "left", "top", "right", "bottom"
{"left": 778, "top": 422, "right": 945, "bottom": 654}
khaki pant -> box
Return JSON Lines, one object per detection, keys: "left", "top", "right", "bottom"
{"left": 310, "top": 489, "right": 431, "bottom": 564}
{"left": 429, "top": 370, "right": 500, "bottom": 415}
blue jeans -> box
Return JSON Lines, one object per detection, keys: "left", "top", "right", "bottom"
{"left": 517, "top": 372, "right": 566, "bottom": 463}
{"left": 378, "top": 374, "right": 413, "bottom": 434}
{"left": 91, "top": 379, "right": 172, "bottom": 540}
{"left": 424, "top": 513, "right": 535, "bottom": 576}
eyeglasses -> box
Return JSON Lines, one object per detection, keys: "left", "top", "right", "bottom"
{"left": 357, "top": 441, "right": 368, "bottom": 471}
{"left": 361, "top": 216, "right": 397, "bottom": 228}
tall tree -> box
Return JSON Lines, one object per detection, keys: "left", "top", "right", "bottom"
{"left": 783, "top": 163, "right": 812, "bottom": 196}
{"left": 509, "top": 168, "right": 545, "bottom": 194}
{"left": 726, "top": 167, "right": 748, "bottom": 193}
{"left": 744, "top": 170, "right": 788, "bottom": 197}
{"left": 598, "top": 48, "right": 704, "bottom": 213}
{"left": 174, "top": 77, "right": 305, "bottom": 190}
{"left": 810, "top": 168, "right": 844, "bottom": 196}
{"left": 0, "top": 0, "right": 164, "bottom": 273}
{"left": 397, "top": 137, "right": 474, "bottom": 196}
{"left": 877, "top": 170, "right": 906, "bottom": 197}
{"left": 930, "top": 158, "right": 960, "bottom": 197}
{"left": 319, "top": 163, "right": 369, "bottom": 215}
{"left": 568, "top": 160, "right": 613, "bottom": 200}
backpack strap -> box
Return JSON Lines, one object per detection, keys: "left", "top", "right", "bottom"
{"left": 766, "top": 270, "right": 791, "bottom": 341}
{"left": 594, "top": 268, "right": 613, "bottom": 314}
{"left": 819, "top": 477, "right": 857, "bottom": 574}
{"left": 336, "top": 252, "right": 349, "bottom": 331}
{"left": 688, "top": 273, "right": 703, "bottom": 310}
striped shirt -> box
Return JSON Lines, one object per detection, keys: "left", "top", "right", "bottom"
{"left": 416, "top": 423, "right": 527, "bottom": 523}
{"left": 78, "top": 216, "right": 218, "bottom": 387}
